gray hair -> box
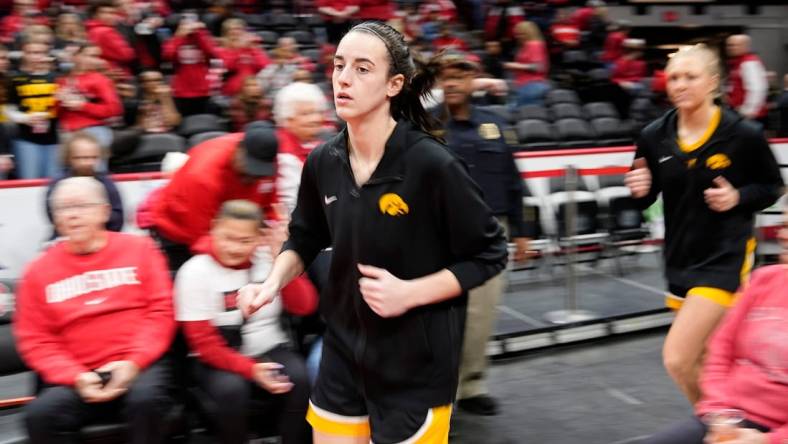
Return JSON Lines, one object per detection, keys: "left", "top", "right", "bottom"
{"left": 50, "top": 177, "right": 108, "bottom": 207}
{"left": 273, "top": 82, "right": 327, "bottom": 124}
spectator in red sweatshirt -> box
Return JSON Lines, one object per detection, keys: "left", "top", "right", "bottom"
{"left": 14, "top": 176, "right": 176, "bottom": 444}
{"left": 85, "top": 0, "right": 136, "bottom": 79}
{"left": 611, "top": 38, "right": 647, "bottom": 94}
{"left": 643, "top": 210, "right": 788, "bottom": 444}
{"left": 355, "top": 0, "right": 393, "bottom": 21}
{"left": 56, "top": 42, "right": 122, "bottom": 149}
{"left": 0, "top": 0, "right": 49, "bottom": 45}
{"left": 601, "top": 20, "right": 629, "bottom": 65}
{"left": 175, "top": 199, "right": 313, "bottom": 444}
{"left": 162, "top": 14, "right": 221, "bottom": 117}
{"left": 316, "top": 0, "right": 359, "bottom": 44}
{"left": 433, "top": 21, "right": 469, "bottom": 52}
{"left": 505, "top": 21, "right": 550, "bottom": 106}
{"left": 218, "top": 18, "right": 270, "bottom": 97}
{"left": 151, "top": 122, "right": 280, "bottom": 271}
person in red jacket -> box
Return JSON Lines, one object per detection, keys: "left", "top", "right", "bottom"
{"left": 56, "top": 42, "right": 122, "bottom": 148}
{"left": 601, "top": 20, "right": 629, "bottom": 65}
{"left": 354, "top": 0, "right": 393, "bottom": 22}
{"left": 643, "top": 210, "right": 788, "bottom": 444}
{"left": 85, "top": 0, "right": 136, "bottom": 79}
{"left": 726, "top": 34, "right": 768, "bottom": 121}
{"left": 611, "top": 38, "right": 647, "bottom": 94}
{"left": 151, "top": 122, "right": 280, "bottom": 271}
{"left": 433, "top": 21, "right": 469, "bottom": 52}
{"left": 316, "top": 0, "right": 359, "bottom": 44}
{"left": 218, "top": 18, "right": 270, "bottom": 97}
{"left": 175, "top": 199, "right": 313, "bottom": 444}
{"left": 14, "top": 176, "right": 176, "bottom": 444}
{"left": 0, "top": 0, "right": 49, "bottom": 45}
{"left": 162, "top": 14, "right": 221, "bottom": 117}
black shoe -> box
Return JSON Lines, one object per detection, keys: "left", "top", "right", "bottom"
{"left": 457, "top": 395, "right": 499, "bottom": 416}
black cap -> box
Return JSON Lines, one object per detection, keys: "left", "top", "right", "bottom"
{"left": 242, "top": 122, "right": 278, "bottom": 177}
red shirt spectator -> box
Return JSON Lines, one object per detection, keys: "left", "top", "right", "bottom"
{"left": 229, "top": 76, "right": 271, "bottom": 131}
{"left": 512, "top": 40, "right": 548, "bottom": 86}
{"left": 162, "top": 23, "right": 220, "bottom": 99}
{"left": 483, "top": 3, "right": 524, "bottom": 43}
{"left": 602, "top": 30, "right": 627, "bottom": 63}
{"left": 571, "top": 6, "right": 595, "bottom": 31}
{"left": 726, "top": 34, "right": 768, "bottom": 119}
{"left": 219, "top": 19, "right": 271, "bottom": 97}
{"left": 611, "top": 57, "right": 646, "bottom": 85}
{"left": 433, "top": 35, "right": 469, "bottom": 52}
{"left": 355, "top": 0, "right": 394, "bottom": 21}
{"left": 419, "top": 0, "right": 457, "bottom": 22}
{"left": 85, "top": 2, "right": 135, "bottom": 78}
{"left": 56, "top": 71, "right": 122, "bottom": 132}
{"left": 0, "top": 0, "right": 49, "bottom": 45}
{"left": 152, "top": 131, "right": 279, "bottom": 248}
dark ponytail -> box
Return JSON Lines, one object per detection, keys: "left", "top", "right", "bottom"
{"left": 348, "top": 21, "right": 441, "bottom": 134}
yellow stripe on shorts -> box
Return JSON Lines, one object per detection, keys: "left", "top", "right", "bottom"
{"left": 307, "top": 401, "right": 371, "bottom": 437}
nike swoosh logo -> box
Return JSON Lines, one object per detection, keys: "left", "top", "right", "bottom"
{"left": 659, "top": 156, "right": 673, "bottom": 164}
{"left": 324, "top": 195, "right": 337, "bottom": 205}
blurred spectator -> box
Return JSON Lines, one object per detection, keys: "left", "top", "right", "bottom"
{"left": 419, "top": 0, "right": 458, "bottom": 23}
{"left": 317, "top": 43, "right": 336, "bottom": 83}
{"left": 86, "top": 0, "right": 136, "bottom": 79}
{"left": 433, "top": 21, "right": 469, "bottom": 52}
{"left": 0, "top": 0, "right": 48, "bottom": 46}
{"left": 45, "top": 131, "right": 123, "bottom": 234}
{"left": 316, "top": 0, "right": 359, "bottom": 44}
{"left": 135, "top": 69, "right": 181, "bottom": 133}
{"left": 16, "top": 176, "right": 176, "bottom": 444}
{"left": 505, "top": 21, "right": 550, "bottom": 106}
{"left": 218, "top": 18, "right": 270, "bottom": 97}
{"left": 163, "top": 14, "right": 220, "bottom": 117}
{"left": 582, "top": 3, "right": 609, "bottom": 51}
{"left": 481, "top": 40, "right": 504, "bottom": 79}
{"left": 549, "top": 9, "right": 581, "bottom": 50}
{"left": 0, "top": 43, "right": 11, "bottom": 178}
{"left": 483, "top": 0, "right": 524, "bottom": 59}
{"left": 15, "top": 24, "right": 54, "bottom": 53}
{"left": 571, "top": 0, "right": 605, "bottom": 32}
{"left": 601, "top": 20, "right": 630, "bottom": 65}
{"left": 149, "top": 123, "right": 280, "bottom": 271}
{"left": 777, "top": 74, "right": 788, "bottom": 137}
{"left": 175, "top": 199, "right": 313, "bottom": 444}
{"left": 611, "top": 38, "right": 647, "bottom": 94}
{"left": 272, "top": 81, "right": 327, "bottom": 212}
{"left": 54, "top": 13, "right": 86, "bottom": 51}
{"left": 228, "top": 75, "right": 270, "bottom": 132}
{"left": 726, "top": 34, "right": 768, "bottom": 121}
{"left": 642, "top": 211, "right": 788, "bottom": 444}
{"left": 5, "top": 39, "right": 59, "bottom": 179}
{"left": 355, "top": 0, "right": 394, "bottom": 22}
{"left": 257, "top": 38, "right": 315, "bottom": 100}
{"left": 56, "top": 42, "right": 122, "bottom": 149}
{"left": 119, "top": 0, "right": 166, "bottom": 71}
{"left": 135, "top": 151, "right": 189, "bottom": 230}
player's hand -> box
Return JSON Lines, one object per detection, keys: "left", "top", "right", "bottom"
{"left": 251, "top": 362, "right": 293, "bottom": 394}
{"left": 237, "top": 281, "right": 278, "bottom": 318}
{"left": 513, "top": 237, "right": 533, "bottom": 262}
{"left": 358, "top": 264, "right": 413, "bottom": 318}
{"left": 625, "top": 157, "right": 652, "bottom": 198}
{"left": 704, "top": 176, "right": 739, "bottom": 212}
{"left": 0, "top": 156, "right": 13, "bottom": 173}
{"left": 75, "top": 371, "right": 116, "bottom": 403}
{"left": 704, "top": 427, "right": 767, "bottom": 444}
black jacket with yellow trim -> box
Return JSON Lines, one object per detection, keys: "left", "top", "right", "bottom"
{"left": 283, "top": 119, "right": 508, "bottom": 409}
{"left": 633, "top": 107, "right": 784, "bottom": 292}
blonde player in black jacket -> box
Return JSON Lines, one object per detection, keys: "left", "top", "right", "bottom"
{"left": 625, "top": 44, "right": 784, "bottom": 404}
{"left": 238, "top": 22, "right": 508, "bottom": 444}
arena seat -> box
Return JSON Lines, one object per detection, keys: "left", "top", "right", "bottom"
{"left": 515, "top": 119, "right": 558, "bottom": 150}
{"left": 284, "top": 30, "right": 316, "bottom": 48}
{"left": 177, "top": 114, "right": 226, "bottom": 138}
{"left": 258, "top": 30, "right": 279, "bottom": 48}
{"left": 110, "top": 133, "right": 187, "bottom": 173}
{"left": 188, "top": 131, "right": 228, "bottom": 148}
{"left": 550, "top": 103, "right": 584, "bottom": 121}
{"left": 554, "top": 118, "right": 596, "bottom": 148}
{"left": 590, "top": 117, "right": 632, "bottom": 146}
{"left": 544, "top": 89, "right": 581, "bottom": 107}
{"left": 584, "top": 102, "right": 619, "bottom": 120}
{"left": 517, "top": 104, "right": 550, "bottom": 122}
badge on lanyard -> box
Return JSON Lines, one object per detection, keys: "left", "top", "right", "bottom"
{"left": 478, "top": 123, "right": 501, "bottom": 140}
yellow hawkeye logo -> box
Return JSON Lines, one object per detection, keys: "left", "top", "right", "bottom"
{"left": 379, "top": 193, "right": 409, "bottom": 216}
{"left": 706, "top": 154, "right": 731, "bottom": 170}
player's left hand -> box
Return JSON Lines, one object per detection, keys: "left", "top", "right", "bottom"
{"left": 704, "top": 176, "right": 739, "bottom": 212}
{"left": 358, "top": 264, "right": 413, "bottom": 318}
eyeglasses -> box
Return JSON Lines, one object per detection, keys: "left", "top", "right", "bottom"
{"left": 52, "top": 202, "right": 104, "bottom": 213}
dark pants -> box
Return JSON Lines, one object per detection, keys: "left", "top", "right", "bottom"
{"left": 194, "top": 346, "right": 311, "bottom": 444}
{"left": 150, "top": 228, "right": 193, "bottom": 273}
{"left": 25, "top": 359, "right": 174, "bottom": 444}
{"left": 642, "top": 416, "right": 769, "bottom": 444}
{"left": 174, "top": 96, "right": 212, "bottom": 117}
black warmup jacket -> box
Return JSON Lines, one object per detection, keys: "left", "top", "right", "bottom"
{"left": 633, "top": 108, "right": 784, "bottom": 292}
{"left": 283, "top": 119, "right": 508, "bottom": 409}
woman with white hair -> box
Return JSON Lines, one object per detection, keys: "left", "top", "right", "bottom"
{"left": 274, "top": 81, "right": 328, "bottom": 213}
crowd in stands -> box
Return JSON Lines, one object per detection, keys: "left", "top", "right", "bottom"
{"left": 0, "top": 0, "right": 786, "bottom": 181}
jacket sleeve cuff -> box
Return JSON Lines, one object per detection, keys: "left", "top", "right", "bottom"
{"left": 447, "top": 261, "right": 496, "bottom": 292}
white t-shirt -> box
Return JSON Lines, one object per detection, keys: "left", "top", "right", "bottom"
{"left": 174, "top": 251, "right": 288, "bottom": 358}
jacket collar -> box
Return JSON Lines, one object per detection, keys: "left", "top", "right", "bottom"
{"left": 328, "top": 119, "right": 412, "bottom": 183}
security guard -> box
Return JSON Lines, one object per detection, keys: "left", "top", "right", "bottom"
{"left": 434, "top": 54, "right": 535, "bottom": 416}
